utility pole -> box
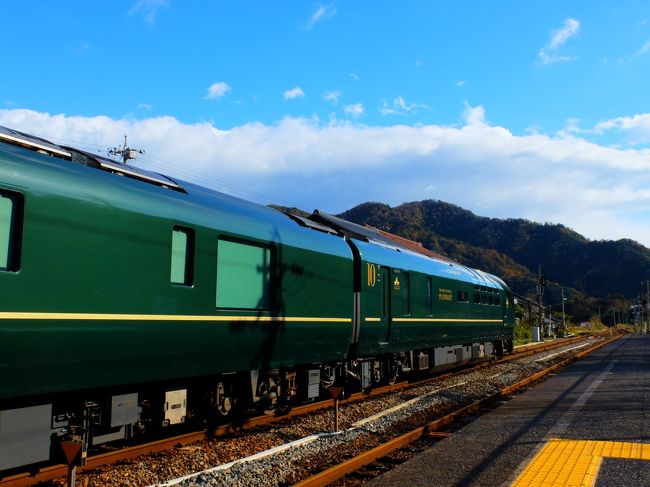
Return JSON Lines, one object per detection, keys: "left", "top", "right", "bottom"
{"left": 562, "top": 288, "right": 566, "bottom": 336}
{"left": 646, "top": 280, "right": 650, "bottom": 334}
{"left": 108, "top": 135, "right": 144, "bottom": 164}
{"left": 535, "top": 265, "right": 545, "bottom": 341}
{"left": 638, "top": 295, "right": 643, "bottom": 334}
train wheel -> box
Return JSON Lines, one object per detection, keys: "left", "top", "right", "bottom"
{"left": 276, "top": 400, "right": 293, "bottom": 415}
{"left": 387, "top": 357, "right": 399, "bottom": 385}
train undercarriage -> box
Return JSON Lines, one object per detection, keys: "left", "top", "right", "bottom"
{"left": 0, "top": 338, "right": 512, "bottom": 474}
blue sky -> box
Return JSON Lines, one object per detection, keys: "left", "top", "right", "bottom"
{"left": 2, "top": 1, "right": 650, "bottom": 246}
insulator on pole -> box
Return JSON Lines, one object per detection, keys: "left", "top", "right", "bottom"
{"left": 107, "top": 135, "right": 144, "bottom": 164}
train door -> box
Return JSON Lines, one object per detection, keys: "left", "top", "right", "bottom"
{"left": 379, "top": 266, "right": 391, "bottom": 344}
{"left": 359, "top": 261, "right": 392, "bottom": 354}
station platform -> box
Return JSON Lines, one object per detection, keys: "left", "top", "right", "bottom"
{"left": 370, "top": 334, "right": 650, "bottom": 486}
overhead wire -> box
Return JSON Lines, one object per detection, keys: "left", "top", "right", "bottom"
{"left": 137, "top": 151, "right": 305, "bottom": 209}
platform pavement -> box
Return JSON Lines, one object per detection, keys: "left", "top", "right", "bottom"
{"left": 369, "top": 333, "right": 650, "bottom": 486}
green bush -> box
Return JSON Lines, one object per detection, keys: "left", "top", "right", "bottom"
{"left": 514, "top": 319, "right": 532, "bottom": 344}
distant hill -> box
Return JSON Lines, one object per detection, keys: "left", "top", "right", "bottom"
{"left": 338, "top": 200, "right": 650, "bottom": 300}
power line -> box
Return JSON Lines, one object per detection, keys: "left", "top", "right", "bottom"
{"left": 135, "top": 151, "right": 307, "bottom": 209}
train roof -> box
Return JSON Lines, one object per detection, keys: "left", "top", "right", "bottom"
{"left": 308, "top": 209, "right": 506, "bottom": 291}
{"left": 0, "top": 125, "right": 184, "bottom": 191}
{"left": 351, "top": 238, "right": 505, "bottom": 291}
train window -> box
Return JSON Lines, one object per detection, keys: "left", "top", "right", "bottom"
{"left": 426, "top": 277, "right": 433, "bottom": 315}
{"left": 496, "top": 296, "right": 501, "bottom": 306}
{"left": 216, "top": 239, "right": 271, "bottom": 310}
{"left": 170, "top": 227, "right": 194, "bottom": 285}
{"left": 473, "top": 292, "right": 481, "bottom": 304}
{"left": 0, "top": 191, "right": 22, "bottom": 272}
{"left": 457, "top": 290, "right": 469, "bottom": 303}
{"left": 402, "top": 272, "right": 410, "bottom": 315}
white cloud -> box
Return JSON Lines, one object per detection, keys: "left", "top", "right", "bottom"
{"left": 594, "top": 113, "right": 650, "bottom": 145}
{"left": 380, "top": 97, "right": 426, "bottom": 116}
{"left": 538, "top": 18, "right": 580, "bottom": 65}
{"left": 3, "top": 107, "right": 650, "bottom": 247}
{"left": 455, "top": 80, "right": 467, "bottom": 87}
{"left": 344, "top": 103, "right": 364, "bottom": 119}
{"left": 463, "top": 103, "right": 487, "bottom": 126}
{"left": 635, "top": 40, "right": 650, "bottom": 56}
{"left": 537, "top": 51, "right": 574, "bottom": 65}
{"left": 556, "top": 117, "right": 583, "bottom": 138}
{"left": 205, "top": 82, "right": 232, "bottom": 100}
{"left": 128, "top": 0, "right": 168, "bottom": 25}
{"left": 137, "top": 103, "right": 153, "bottom": 111}
{"left": 549, "top": 18, "right": 580, "bottom": 50}
{"left": 284, "top": 87, "right": 305, "bottom": 101}
{"left": 349, "top": 73, "right": 359, "bottom": 81}
{"left": 323, "top": 90, "right": 342, "bottom": 105}
{"left": 303, "top": 4, "right": 336, "bottom": 29}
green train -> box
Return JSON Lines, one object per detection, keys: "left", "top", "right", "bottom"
{"left": 0, "top": 125, "right": 514, "bottom": 472}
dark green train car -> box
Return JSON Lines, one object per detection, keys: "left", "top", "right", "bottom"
{"left": 0, "top": 139, "right": 355, "bottom": 395}
{"left": 354, "top": 239, "right": 513, "bottom": 354}
{"left": 303, "top": 220, "right": 514, "bottom": 386}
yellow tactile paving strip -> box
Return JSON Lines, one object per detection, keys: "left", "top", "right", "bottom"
{"left": 512, "top": 439, "right": 650, "bottom": 487}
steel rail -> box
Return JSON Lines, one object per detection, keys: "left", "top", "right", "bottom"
{"left": 293, "top": 331, "right": 622, "bottom": 487}
{"left": 0, "top": 333, "right": 606, "bottom": 487}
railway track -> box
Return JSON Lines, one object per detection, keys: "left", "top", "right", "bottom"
{"left": 296, "top": 331, "right": 622, "bottom": 487}
{"left": 0, "top": 332, "right": 614, "bottom": 487}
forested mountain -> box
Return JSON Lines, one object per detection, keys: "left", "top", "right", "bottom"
{"left": 337, "top": 200, "right": 650, "bottom": 301}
